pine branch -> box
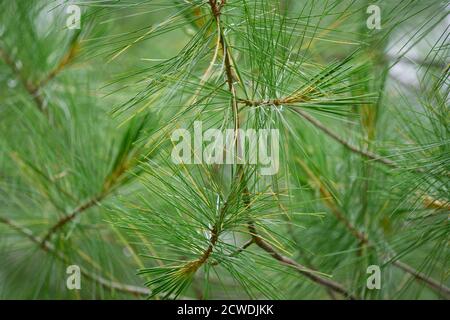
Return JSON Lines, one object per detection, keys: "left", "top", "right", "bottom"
{"left": 2, "top": 0, "right": 447, "bottom": 300}
{"left": 296, "top": 158, "right": 450, "bottom": 298}
{"left": 42, "top": 115, "right": 148, "bottom": 243}
{"left": 271, "top": 191, "right": 340, "bottom": 300}
{"left": 238, "top": 179, "right": 356, "bottom": 299}
{"left": 41, "top": 169, "right": 127, "bottom": 244}
{"left": 207, "top": 0, "right": 357, "bottom": 299}
{"left": 244, "top": 99, "right": 448, "bottom": 293}
{"left": 0, "top": 215, "right": 151, "bottom": 297}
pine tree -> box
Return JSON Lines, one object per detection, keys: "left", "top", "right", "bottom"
{"left": 0, "top": 0, "right": 448, "bottom": 299}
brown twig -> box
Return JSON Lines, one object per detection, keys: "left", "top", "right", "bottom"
{"left": 211, "top": 238, "right": 254, "bottom": 266}
{"left": 392, "top": 260, "right": 450, "bottom": 299}
{"left": 238, "top": 96, "right": 309, "bottom": 107}
{"left": 422, "top": 195, "right": 450, "bottom": 211}
{"left": 270, "top": 189, "right": 340, "bottom": 300}
{"left": 183, "top": 226, "right": 219, "bottom": 273}
{"left": 247, "top": 222, "right": 357, "bottom": 299}
{"left": 41, "top": 194, "right": 105, "bottom": 244}
{"left": 241, "top": 183, "right": 356, "bottom": 298}
{"left": 208, "top": 0, "right": 239, "bottom": 135}
{"left": 290, "top": 107, "right": 399, "bottom": 168}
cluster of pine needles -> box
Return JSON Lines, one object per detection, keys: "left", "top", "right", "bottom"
{"left": 0, "top": 0, "right": 448, "bottom": 299}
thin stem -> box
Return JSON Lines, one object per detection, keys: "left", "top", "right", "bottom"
{"left": 392, "top": 260, "right": 450, "bottom": 299}
{"left": 211, "top": 238, "right": 254, "bottom": 266}
{"left": 290, "top": 107, "right": 398, "bottom": 167}
{"left": 209, "top": 0, "right": 239, "bottom": 136}
{"left": 41, "top": 193, "right": 105, "bottom": 244}
{"left": 248, "top": 222, "right": 357, "bottom": 300}
{"left": 241, "top": 98, "right": 434, "bottom": 175}
{"left": 185, "top": 226, "right": 219, "bottom": 273}
{"left": 200, "top": 227, "right": 219, "bottom": 264}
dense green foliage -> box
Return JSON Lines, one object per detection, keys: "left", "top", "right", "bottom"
{"left": 0, "top": 0, "right": 448, "bottom": 299}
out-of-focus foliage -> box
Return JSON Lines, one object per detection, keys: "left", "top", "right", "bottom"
{"left": 0, "top": 0, "right": 448, "bottom": 299}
